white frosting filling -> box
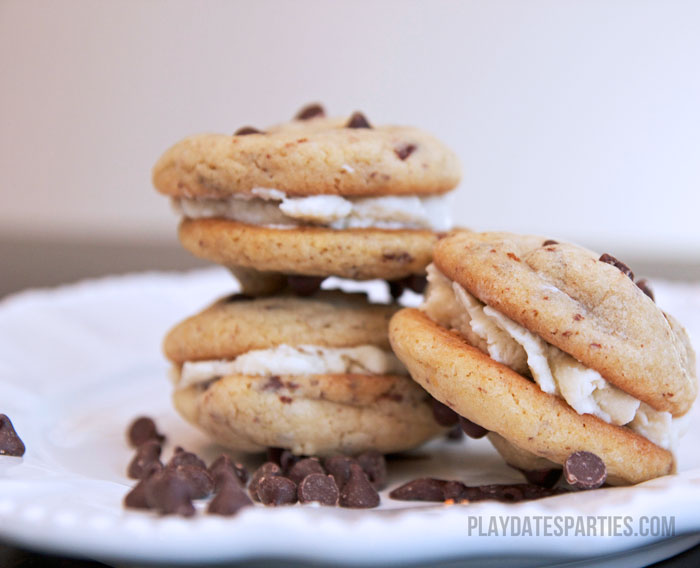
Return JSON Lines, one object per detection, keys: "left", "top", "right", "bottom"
{"left": 422, "top": 264, "right": 682, "bottom": 450}
{"left": 173, "top": 189, "right": 452, "bottom": 231}
{"left": 176, "top": 344, "right": 407, "bottom": 388}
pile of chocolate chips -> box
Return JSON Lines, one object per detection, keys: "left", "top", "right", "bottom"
{"left": 123, "top": 417, "right": 383, "bottom": 517}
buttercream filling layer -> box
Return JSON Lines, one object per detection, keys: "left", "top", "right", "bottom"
{"left": 173, "top": 187, "right": 452, "bottom": 231}
{"left": 421, "top": 264, "right": 686, "bottom": 451}
{"left": 174, "top": 344, "right": 408, "bottom": 389}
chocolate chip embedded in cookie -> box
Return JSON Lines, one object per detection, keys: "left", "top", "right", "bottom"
{"left": 165, "top": 292, "right": 446, "bottom": 456}
{"left": 388, "top": 231, "right": 697, "bottom": 485}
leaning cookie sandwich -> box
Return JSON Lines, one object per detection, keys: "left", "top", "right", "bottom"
{"left": 165, "top": 292, "right": 446, "bottom": 456}
{"left": 389, "top": 231, "right": 697, "bottom": 485}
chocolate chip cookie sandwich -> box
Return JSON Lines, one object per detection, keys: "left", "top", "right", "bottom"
{"left": 164, "top": 292, "right": 446, "bottom": 456}
{"left": 152, "top": 104, "right": 461, "bottom": 295}
{"left": 389, "top": 231, "right": 697, "bottom": 485}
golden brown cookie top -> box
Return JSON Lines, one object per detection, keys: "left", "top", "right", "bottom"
{"left": 433, "top": 231, "right": 697, "bottom": 416}
{"left": 152, "top": 108, "right": 461, "bottom": 198}
{"left": 164, "top": 291, "right": 399, "bottom": 364}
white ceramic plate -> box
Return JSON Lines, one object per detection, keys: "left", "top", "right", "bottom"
{"left": 1, "top": 269, "right": 699, "bottom": 567}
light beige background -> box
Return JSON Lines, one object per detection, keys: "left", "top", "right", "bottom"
{"left": 1, "top": 0, "right": 699, "bottom": 260}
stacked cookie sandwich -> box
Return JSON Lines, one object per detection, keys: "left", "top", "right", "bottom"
{"left": 153, "top": 105, "right": 461, "bottom": 456}
{"left": 390, "top": 231, "right": 697, "bottom": 485}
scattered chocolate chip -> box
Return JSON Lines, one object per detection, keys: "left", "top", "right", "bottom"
{"left": 208, "top": 479, "right": 253, "bottom": 516}
{"left": 346, "top": 112, "right": 372, "bottom": 129}
{"left": 123, "top": 462, "right": 163, "bottom": 510}
{"left": 395, "top": 143, "right": 417, "bottom": 160}
{"left": 249, "top": 462, "right": 283, "bottom": 501}
{"left": 459, "top": 416, "right": 488, "bottom": 439}
{"left": 517, "top": 468, "right": 562, "bottom": 489}
{"left": 288, "top": 458, "right": 325, "bottom": 485}
{"left": 127, "top": 416, "right": 165, "bottom": 448}
{"left": 168, "top": 448, "right": 207, "bottom": 471}
{"left": 144, "top": 468, "right": 196, "bottom": 517}
{"left": 127, "top": 439, "right": 163, "bottom": 479}
{"left": 357, "top": 451, "right": 387, "bottom": 490}
{"left": 168, "top": 464, "right": 214, "bottom": 499}
{"left": 599, "top": 253, "right": 634, "bottom": 280}
{"left": 298, "top": 473, "right": 339, "bottom": 505}
{"left": 636, "top": 279, "right": 655, "bottom": 302}
{"left": 446, "top": 425, "right": 464, "bottom": 441}
{"left": 0, "top": 414, "right": 25, "bottom": 457}
{"left": 257, "top": 476, "right": 298, "bottom": 506}
{"left": 295, "top": 103, "right": 325, "bottom": 120}
{"left": 542, "top": 239, "right": 559, "bottom": 246}
{"left": 287, "top": 275, "right": 325, "bottom": 296}
{"left": 339, "top": 464, "right": 380, "bottom": 508}
{"left": 209, "top": 454, "right": 248, "bottom": 486}
{"left": 234, "top": 126, "right": 263, "bottom": 136}
{"left": 324, "top": 455, "right": 357, "bottom": 489}
{"left": 431, "top": 399, "right": 459, "bottom": 427}
{"left": 389, "top": 478, "right": 446, "bottom": 502}
{"left": 564, "top": 451, "right": 607, "bottom": 490}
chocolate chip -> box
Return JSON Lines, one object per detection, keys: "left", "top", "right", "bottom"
{"left": 288, "top": 458, "right": 325, "bottom": 485}
{"left": 209, "top": 454, "right": 248, "bottom": 486}
{"left": 323, "top": 455, "right": 357, "bottom": 489}
{"left": 636, "top": 279, "right": 655, "bottom": 302}
{"left": 517, "top": 468, "right": 562, "bottom": 489}
{"left": 127, "top": 416, "right": 165, "bottom": 448}
{"left": 168, "top": 447, "right": 207, "bottom": 471}
{"left": 144, "top": 468, "right": 196, "bottom": 516}
{"left": 257, "top": 476, "right": 298, "bottom": 506}
{"left": 431, "top": 399, "right": 459, "bottom": 427}
{"left": 0, "top": 414, "right": 25, "bottom": 457}
{"left": 542, "top": 239, "right": 559, "bottom": 246}
{"left": 599, "top": 253, "right": 634, "bottom": 280}
{"left": 168, "top": 464, "right": 214, "bottom": 499}
{"left": 339, "top": 464, "right": 380, "bottom": 508}
{"left": 564, "top": 451, "right": 607, "bottom": 490}
{"left": 295, "top": 103, "right": 325, "bottom": 120}
{"left": 389, "top": 478, "right": 447, "bottom": 501}
{"left": 127, "top": 439, "right": 163, "bottom": 479}
{"left": 446, "top": 425, "right": 464, "bottom": 441}
{"left": 298, "top": 473, "right": 339, "bottom": 505}
{"left": 262, "top": 376, "right": 284, "bottom": 391}
{"left": 234, "top": 126, "right": 263, "bottom": 136}
{"left": 459, "top": 416, "right": 488, "bottom": 438}
{"left": 123, "top": 462, "right": 163, "bottom": 509}
{"left": 249, "top": 462, "right": 283, "bottom": 501}
{"left": 346, "top": 112, "right": 371, "bottom": 129}
{"left": 357, "top": 451, "right": 387, "bottom": 490}
{"left": 287, "top": 275, "right": 325, "bottom": 296}
{"left": 395, "top": 143, "right": 417, "bottom": 160}
{"left": 208, "top": 479, "right": 253, "bottom": 516}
